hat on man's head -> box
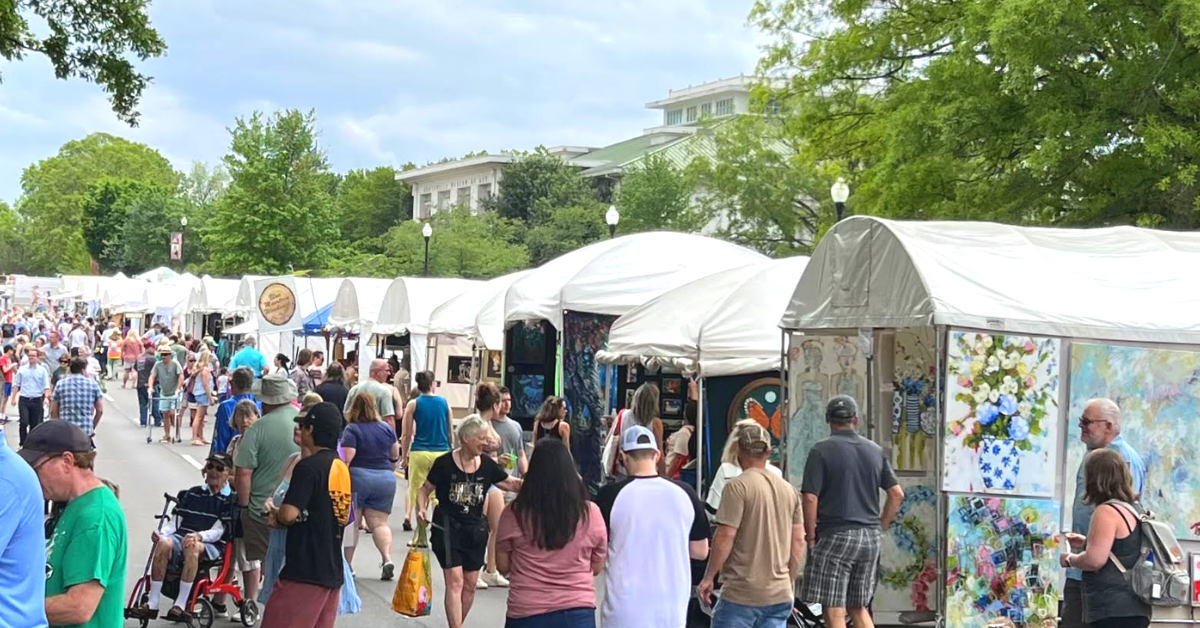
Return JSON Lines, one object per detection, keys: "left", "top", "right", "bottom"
{"left": 295, "top": 402, "right": 343, "bottom": 443}
{"left": 158, "top": 344, "right": 173, "bottom": 355}
{"left": 18, "top": 420, "right": 94, "bottom": 466}
{"left": 206, "top": 451, "right": 233, "bottom": 469}
{"left": 253, "top": 372, "right": 298, "bottom": 405}
{"left": 826, "top": 395, "right": 858, "bottom": 423}
{"left": 621, "top": 424, "right": 658, "bottom": 453}
{"left": 736, "top": 422, "right": 772, "bottom": 454}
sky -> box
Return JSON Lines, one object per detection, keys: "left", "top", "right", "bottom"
{"left": 0, "top": 0, "right": 764, "bottom": 203}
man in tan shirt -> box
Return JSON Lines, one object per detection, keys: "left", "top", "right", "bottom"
{"left": 698, "top": 422, "right": 805, "bottom": 627}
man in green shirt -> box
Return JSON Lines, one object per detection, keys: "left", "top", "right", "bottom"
{"left": 20, "top": 420, "right": 127, "bottom": 628}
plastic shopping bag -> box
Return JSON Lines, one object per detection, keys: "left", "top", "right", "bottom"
{"left": 392, "top": 521, "right": 433, "bottom": 617}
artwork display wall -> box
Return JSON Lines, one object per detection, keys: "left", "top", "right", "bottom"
{"left": 786, "top": 333, "right": 866, "bottom": 487}
{"left": 892, "top": 328, "right": 938, "bottom": 473}
{"left": 728, "top": 377, "right": 784, "bottom": 466}
{"left": 1067, "top": 343, "right": 1200, "bottom": 539}
{"left": 945, "top": 496, "right": 1061, "bottom": 628}
{"left": 563, "top": 312, "right": 617, "bottom": 493}
{"left": 943, "top": 332, "right": 1061, "bottom": 496}
{"left": 875, "top": 481, "right": 938, "bottom": 613}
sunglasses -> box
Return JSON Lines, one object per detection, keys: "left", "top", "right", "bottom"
{"left": 1078, "top": 416, "right": 1109, "bottom": 427}
{"left": 33, "top": 453, "right": 64, "bottom": 471}
{"left": 205, "top": 462, "right": 226, "bottom": 472}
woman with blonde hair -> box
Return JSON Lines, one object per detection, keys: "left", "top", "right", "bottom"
{"left": 704, "top": 419, "right": 784, "bottom": 515}
{"left": 342, "top": 392, "right": 401, "bottom": 580}
{"left": 188, "top": 351, "right": 216, "bottom": 446}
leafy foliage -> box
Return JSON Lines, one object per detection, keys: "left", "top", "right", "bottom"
{"left": 110, "top": 188, "right": 191, "bottom": 273}
{"left": 336, "top": 166, "right": 410, "bottom": 243}
{"left": 0, "top": 0, "right": 167, "bottom": 124}
{"left": 614, "top": 154, "right": 703, "bottom": 235}
{"left": 524, "top": 203, "right": 608, "bottom": 265}
{"left": 81, "top": 178, "right": 153, "bottom": 272}
{"left": 487, "top": 147, "right": 597, "bottom": 224}
{"left": 0, "top": 200, "right": 27, "bottom": 274}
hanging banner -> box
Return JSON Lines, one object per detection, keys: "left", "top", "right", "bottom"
{"left": 254, "top": 276, "right": 302, "bottom": 334}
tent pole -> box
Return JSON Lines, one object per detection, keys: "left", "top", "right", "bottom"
{"left": 697, "top": 375, "right": 705, "bottom": 494}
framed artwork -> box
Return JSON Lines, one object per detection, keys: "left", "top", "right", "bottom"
{"left": 1191, "top": 552, "right": 1200, "bottom": 606}
{"left": 624, "top": 389, "right": 635, "bottom": 410}
{"left": 875, "top": 481, "right": 938, "bottom": 613}
{"left": 943, "top": 331, "right": 1061, "bottom": 496}
{"left": 485, "top": 351, "right": 502, "bottom": 379}
{"left": 892, "top": 328, "right": 937, "bottom": 473}
{"left": 729, "top": 377, "right": 784, "bottom": 463}
{"left": 446, "top": 356, "right": 473, "bottom": 384}
{"left": 509, "top": 321, "right": 546, "bottom": 364}
{"left": 662, "top": 377, "right": 683, "bottom": 395}
{"left": 511, "top": 374, "right": 545, "bottom": 418}
{"left": 625, "top": 365, "right": 638, "bottom": 384}
{"left": 786, "top": 335, "right": 865, "bottom": 485}
{"left": 662, "top": 398, "right": 683, "bottom": 417}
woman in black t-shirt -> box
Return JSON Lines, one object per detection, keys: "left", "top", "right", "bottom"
{"left": 418, "top": 416, "right": 522, "bottom": 628}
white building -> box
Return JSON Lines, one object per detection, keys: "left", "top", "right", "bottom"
{"left": 643, "top": 74, "right": 756, "bottom": 132}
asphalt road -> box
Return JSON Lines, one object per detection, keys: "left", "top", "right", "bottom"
{"left": 4, "top": 384, "right": 558, "bottom": 627}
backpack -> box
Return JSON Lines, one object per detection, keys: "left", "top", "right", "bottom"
{"left": 1106, "top": 500, "right": 1191, "bottom": 607}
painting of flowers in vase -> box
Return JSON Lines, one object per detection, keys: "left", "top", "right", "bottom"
{"left": 892, "top": 328, "right": 937, "bottom": 473}
{"left": 942, "top": 331, "right": 1060, "bottom": 496}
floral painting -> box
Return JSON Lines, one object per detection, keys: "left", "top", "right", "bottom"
{"left": 892, "top": 328, "right": 938, "bottom": 472}
{"left": 946, "top": 496, "right": 1061, "bottom": 628}
{"left": 875, "top": 482, "right": 938, "bottom": 613}
{"left": 1067, "top": 343, "right": 1200, "bottom": 539}
{"left": 943, "top": 331, "right": 1061, "bottom": 496}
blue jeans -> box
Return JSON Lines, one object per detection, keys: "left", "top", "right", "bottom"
{"left": 137, "top": 385, "right": 162, "bottom": 427}
{"left": 505, "top": 607, "right": 596, "bottom": 628}
{"left": 712, "top": 599, "right": 792, "bottom": 628}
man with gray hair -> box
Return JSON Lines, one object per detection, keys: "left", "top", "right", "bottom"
{"left": 1061, "top": 397, "right": 1145, "bottom": 628}
{"left": 801, "top": 395, "right": 904, "bottom": 628}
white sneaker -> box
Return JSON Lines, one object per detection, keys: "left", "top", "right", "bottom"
{"left": 480, "top": 570, "right": 509, "bottom": 588}
{"left": 474, "top": 574, "right": 488, "bottom": 589}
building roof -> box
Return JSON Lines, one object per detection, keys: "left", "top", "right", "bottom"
{"left": 645, "top": 75, "right": 756, "bottom": 109}
{"left": 395, "top": 154, "right": 515, "bottom": 182}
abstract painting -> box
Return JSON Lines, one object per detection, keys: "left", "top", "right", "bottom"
{"left": 785, "top": 334, "right": 866, "bottom": 487}
{"left": 1066, "top": 343, "right": 1200, "bottom": 539}
{"left": 892, "top": 328, "right": 938, "bottom": 473}
{"left": 509, "top": 320, "right": 547, "bottom": 364}
{"left": 728, "top": 377, "right": 784, "bottom": 464}
{"left": 511, "top": 374, "right": 544, "bottom": 419}
{"left": 943, "top": 332, "right": 1061, "bottom": 496}
{"left": 875, "top": 481, "right": 938, "bottom": 613}
{"left": 563, "top": 312, "right": 617, "bottom": 493}
{"left": 945, "top": 496, "right": 1061, "bottom": 628}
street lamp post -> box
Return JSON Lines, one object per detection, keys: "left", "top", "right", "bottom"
{"left": 831, "top": 178, "right": 850, "bottom": 222}
{"left": 605, "top": 205, "right": 620, "bottom": 239}
{"left": 422, "top": 222, "right": 433, "bottom": 276}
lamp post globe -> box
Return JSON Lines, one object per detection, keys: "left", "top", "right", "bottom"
{"left": 422, "top": 222, "right": 433, "bottom": 276}
{"left": 831, "top": 178, "right": 850, "bottom": 222}
{"left": 605, "top": 205, "right": 620, "bottom": 239}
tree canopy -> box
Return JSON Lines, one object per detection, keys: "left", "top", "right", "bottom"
{"left": 615, "top": 154, "right": 704, "bottom": 235}
{"left": 336, "top": 166, "right": 410, "bottom": 243}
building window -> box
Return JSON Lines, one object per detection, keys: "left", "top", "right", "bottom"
{"left": 715, "top": 98, "right": 734, "bottom": 116}
{"left": 701, "top": 102, "right": 712, "bottom": 116}
{"left": 419, "top": 193, "right": 432, "bottom": 219}
{"left": 767, "top": 98, "right": 781, "bottom": 115}
{"left": 456, "top": 186, "right": 471, "bottom": 206}
{"left": 686, "top": 106, "right": 697, "bottom": 122}
{"left": 437, "top": 190, "right": 451, "bottom": 209}
{"left": 477, "top": 183, "right": 492, "bottom": 202}
{"left": 666, "top": 109, "right": 683, "bottom": 125}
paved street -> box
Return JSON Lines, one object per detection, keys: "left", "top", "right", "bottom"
{"left": 4, "top": 385, "right": 590, "bottom": 627}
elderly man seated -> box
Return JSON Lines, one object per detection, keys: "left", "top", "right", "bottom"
{"left": 131, "top": 452, "right": 236, "bottom": 622}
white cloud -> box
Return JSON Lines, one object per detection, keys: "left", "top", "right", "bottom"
{"left": 337, "top": 40, "right": 422, "bottom": 64}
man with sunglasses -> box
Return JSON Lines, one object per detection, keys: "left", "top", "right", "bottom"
{"left": 19, "top": 420, "right": 127, "bottom": 628}
{"left": 130, "top": 452, "right": 235, "bottom": 622}
{"left": 1062, "top": 398, "right": 1146, "bottom": 628}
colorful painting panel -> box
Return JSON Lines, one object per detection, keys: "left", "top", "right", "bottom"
{"left": 785, "top": 334, "right": 866, "bottom": 487}
{"left": 510, "top": 320, "right": 546, "bottom": 364}
{"left": 945, "top": 496, "right": 1061, "bottom": 628}
{"left": 728, "top": 377, "right": 784, "bottom": 465}
{"left": 511, "top": 374, "right": 545, "bottom": 419}
{"left": 1066, "top": 343, "right": 1200, "bottom": 539}
{"left": 943, "top": 332, "right": 1061, "bottom": 496}
{"left": 563, "top": 312, "right": 617, "bottom": 493}
{"left": 892, "top": 328, "right": 938, "bottom": 473}
{"left": 874, "top": 481, "right": 938, "bottom": 613}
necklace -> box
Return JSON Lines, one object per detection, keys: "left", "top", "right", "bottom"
{"left": 455, "top": 449, "right": 479, "bottom": 474}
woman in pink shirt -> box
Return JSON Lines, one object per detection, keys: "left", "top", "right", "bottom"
{"left": 496, "top": 438, "right": 607, "bottom": 627}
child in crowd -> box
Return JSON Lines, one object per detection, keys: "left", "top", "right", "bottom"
{"left": 216, "top": 367, "right": 231, "bottom": 403}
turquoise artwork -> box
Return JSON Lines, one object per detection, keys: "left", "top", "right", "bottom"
{"left": 1067, "top": 343, "right": 1200, "bottom": 539}
{"left": 785, "top": 334, "right": 864, "bottom": 487}
{"left": 945, "top": 496, "right": 1061, "bottom": 628}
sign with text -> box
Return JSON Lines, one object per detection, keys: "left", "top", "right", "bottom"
{"left": 254, "top": 276, "right": 301, "bottom": 334}
{"left": 169, "top": 232, "right": 183, "bottom": 261}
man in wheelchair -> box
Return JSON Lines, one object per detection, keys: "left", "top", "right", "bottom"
{"left": 130, "top": 452, "right": 236, "bottom": 622}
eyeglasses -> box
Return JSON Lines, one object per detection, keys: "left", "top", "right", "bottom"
{"left": 1078, "top": 416, "right": 1109, "bottom": 428}
{"left": 33, "top": 453, "right": 63, "bottom": 471}
{"left": 205, "top": 462, "right": 226, "bottom": 473}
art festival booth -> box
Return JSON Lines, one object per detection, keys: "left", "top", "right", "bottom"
{"left": 184, "top": 276, "right": 241, "bottom": 340}
{"left": 503, "top": 231, "right": 767, "bottom": 491}
{"left": 779, "top": 216, "right": 1200, "bottom": 628}
{"left": 371, "top": 277, "right": 480, "bottom": 411}
{"left": 597, "top": 255, "right": 809, "bottom": 492}
{"left": 224, "top": 277, "right": 341, "bottom": 363}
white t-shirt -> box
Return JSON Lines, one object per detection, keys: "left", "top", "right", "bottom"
{"left": 706, "top": 461, "right": 783, "bottom": 512}
{"left": 68, "top": 328, "right": 89, "bottom": 350}
{"left": 596, "top": 475, "right": 708, "bottom": 628}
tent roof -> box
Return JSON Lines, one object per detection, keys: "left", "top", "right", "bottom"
{"left": 299, "top": 302, "right": 333, "bottom": 336}
{"left": 233, "top": 276, "right": 269, "bottom": 313}
{"left": 600, "top": 256, "right": 809, "bottom": 377}
{"left": 374, "top": 277, "right": 482, "bottom": 336}
{"left": 102, "top": 278, "right": 150, "bottom": 309}
{"left": 427, "top": 270, "right": 532, "bottom": 348}
{"left": 780, "top": 216, "right": 1200, "bottom": 343}
{"left": 327, "top": 278, "right": 396, "bottom": 331}
{"left": 504, "top": 232, "right": 768, "bottom": 330}
{"left": 189, "top": 276, "right": 241, "bottom": 314}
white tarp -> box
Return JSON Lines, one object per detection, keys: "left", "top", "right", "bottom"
{"left": 327, "top": 277, "right": 396, "bottom": 331}
{"left": 104, "top": 279, "right": 150, "bottom": 311}
{"left": 600, "top": 256, "right": 809, "bottom": 377}
{"left": 233, "top": 275, "right": 269, "bottom": 314}
{"left": 427, "top": 271, "right": 532, "bottom": 348}
{"left": 504, "top": 232, "right": 768, "bottom": 330}
{"left": 190, "top": 276, "right": 241, "bottom": 314}
{"left": 781, "top": 216, "right": 1200, "bottom": 344}
{"left": 374, "top": 277, "right": 482, "bottom": 336}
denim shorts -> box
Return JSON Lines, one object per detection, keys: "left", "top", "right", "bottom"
{"left": 505, "top": 607, "right": 596, "bottom": 628}
{"left": 157, "top": 393, "right": 182, "bottom": 412}
{"left": 350, "top": 466, "right": 396, "bottom": 513}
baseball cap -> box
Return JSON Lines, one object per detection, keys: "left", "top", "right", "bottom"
{"left": 736, "top": 423, "right": 772, "bottom": 454}
{"left": 295, "top": 401, "right": 343, "bottom": 442}
{"left": 621, "top": 424, "right": 658, "bottom": 453}
{"left": 18, "top": 420, "right": 94, "bottom": 466}
{"left": 206, "top": 451, "right": 233, "bottom": 468}
{"left": 826, "top": 395, "right": 858, "bottom": 422}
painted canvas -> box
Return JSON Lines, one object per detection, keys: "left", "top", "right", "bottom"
{"left": 511, "top": 374, "right": 544, "bottom": 419}
{"left": 510, "top": 320, "right": 546, "bottom": 364}
{"left": 945, "top": 496, "right": 1061, "bottom": 628}
{"left": 1067, "top": 343, "right": 1200, "bottom": 539}
{"left": 943, "top": 332, "right": 1061, "bottom": 496}
{"left": 728, "top": 377, "right": 784, "bottom": 464}
{"left": 563, "top": 312, "right": 617, "bottom": 492}
{"left": 875, "top": 481, "right": 938, "bottom": 613}
{"left": 785, "top": 334, "right": 866, "bottom": 487}
{"left": 446, "top": 356, "right": 473, "bottom": 384}
{"left": 892, "top": 328, "right": 938, "bottom": 473}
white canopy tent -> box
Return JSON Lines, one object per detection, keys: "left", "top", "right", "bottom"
{"left": 779, "top": 216, "right": 1200, "bottom": 342}
{"left": 328, "top": 278, "right": 395, "bottom": 332}
{"left": 221, "top": 277, "right": 343, "bottom": 360}
{"left": 504, "top": 231, "right": 769, "bottom": 331}
{"left": 600, "top": 256, "right": 810, "bottom": 377}
{"left": 232, "top": 275, "right": 269, "bottom": 315}
{"left": 103, "top": 279, "right": 150, "bottom": 312}
{"left": 188, "top": 276, "right": 241, "bottom": 315}
{"left": 429, "top": 270, "right": 532, "bottom": 348}
{"left": 373, "top": 277, "right": 480, "bottom": 386}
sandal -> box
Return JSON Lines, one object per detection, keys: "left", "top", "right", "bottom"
{"left": 128, "top": 604, "right": 158, "bottom": 620}
{"left": 159, "top": 436, "right": 172, "bottom": 444}
{"left": 191, "top": 439, "right": 204, "bottom": 447}
{"left": 164, "top": 606, "right": 187, "bottom": 622}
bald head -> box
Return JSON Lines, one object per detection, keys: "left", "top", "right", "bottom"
{"left": 369, "top": 358, "right": 389, "bottom": 382}
{"left": 1081, "top": 397, "right": 1121, "bottom": 449}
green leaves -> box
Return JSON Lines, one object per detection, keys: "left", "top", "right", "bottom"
{"left": 615, "top": 154, "right": 703, "bottom": 235}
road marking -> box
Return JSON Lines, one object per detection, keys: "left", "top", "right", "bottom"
{"left": 104, "top": 394, "right": 115, "bottom": 402}
{"left": 181, "top": 454, "right": 204, "bottom": 470}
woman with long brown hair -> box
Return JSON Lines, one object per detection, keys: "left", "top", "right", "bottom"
{"left": 532, "top": 396, "right": 571, "bottom": 445}
{"left": 188, "top": 351, "right": 215, "bottom": 446}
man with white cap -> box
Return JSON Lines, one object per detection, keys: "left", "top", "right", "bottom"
{"left": 595, "top": 424, "right": 709, "bottom": 628}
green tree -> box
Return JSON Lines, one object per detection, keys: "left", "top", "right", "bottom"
{"left": 1, "top": 0, "right": 166, "bottom": 124}
{"left": 81, "top": 178, "right": 154, "bottom": 272}
{"left": 524, "top": 203, "right": 608, "bottom": 265}
{"left": 111, "top": 188, "right": 190, "bottom": 273}
{"left": 487, "top": 147, "right": 596, "bottom": 224}
{"left": 750, "top": 0, "right": 1200, "bottom": 228}
{"left": 203, "top": 110, "right": 338, "bottom": 274}
{"left": 615, "top": 154, "right": 703, "bottom": 234}
{"left": 336, "top": 166, "right": 410, "bottom": 243}
{"left": 18, "top": 133, "right": 178, "bottom": 273}
{"left": 0, "top": 201, "right": 27, "bottom": 274}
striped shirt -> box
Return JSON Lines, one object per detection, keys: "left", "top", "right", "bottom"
{"left": 172, "top": 483, "right": 236, "bottom": 551}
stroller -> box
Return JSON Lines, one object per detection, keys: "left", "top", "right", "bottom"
{"left": 125, "top": 491, "right": 261, "bottom": 628}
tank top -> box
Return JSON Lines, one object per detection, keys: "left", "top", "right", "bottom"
{"left": 535, "top": 419, "right": 563, "bottom": 442}
{"left": 1082, "top": 502, "right": 1152, "bottom": 624}
{"left": 411, "top": 395, "right": 451, "bottom": 452}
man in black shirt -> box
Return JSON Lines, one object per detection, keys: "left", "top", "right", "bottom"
{"left": 260, "top": 402, "right": 351, "bottom": 628}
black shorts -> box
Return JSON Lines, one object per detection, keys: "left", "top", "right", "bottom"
{"left": 430, "top": 515, "right": 488, "bottom": 572}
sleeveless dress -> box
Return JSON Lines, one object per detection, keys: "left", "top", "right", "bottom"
{"left": 535, "top": 419, "right": 564, "bottom": 442}
{"left": 1081, "top": 503, "right": 1152, "bottom": 626}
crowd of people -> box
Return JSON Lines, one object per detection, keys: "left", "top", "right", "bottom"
{"left": 0, "top": 305, "right": 1178, "bottom": 628}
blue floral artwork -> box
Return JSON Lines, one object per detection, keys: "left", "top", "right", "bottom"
{"left": 875, "top": 481, "right": 938, "bottom": 612}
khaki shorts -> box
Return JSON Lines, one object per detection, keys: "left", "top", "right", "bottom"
{"left": 241, "top": 509, "right": 271, "bottom": 563}
{"left": 407, "top": 450, "right": 445, "bottom": 506}
{"left": 233, "top": 538, "right": 261, "bottom": 573}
